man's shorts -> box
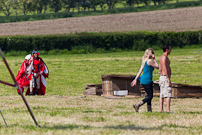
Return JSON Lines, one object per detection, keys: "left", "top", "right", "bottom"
{"left": 159, "top": 76, "right": 172, "bottom": 98}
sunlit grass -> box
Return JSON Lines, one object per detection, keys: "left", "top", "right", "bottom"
{"left": 0, "top": 47, "right": 201, "bottom": 134}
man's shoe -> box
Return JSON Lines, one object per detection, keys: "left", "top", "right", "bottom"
{"left": 29, "top": 92, "right": 34, "bottom": 96}
{"left": 35, "top": 91, "right": 38, "bottom": 95}
{"left": 167, "top": 111, "right": 173, "bottom": 113}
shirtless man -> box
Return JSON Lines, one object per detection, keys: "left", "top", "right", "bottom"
{"left": 159, "top": 45, "right": 172, "bottom": 113}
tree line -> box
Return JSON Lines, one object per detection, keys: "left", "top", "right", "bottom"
{"left": 0, "top": 0, "right": 177, "bottom": 16}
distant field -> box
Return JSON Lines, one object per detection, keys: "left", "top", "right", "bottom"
{"left": 1, "top": 7, "right": 202, "bottom": 36}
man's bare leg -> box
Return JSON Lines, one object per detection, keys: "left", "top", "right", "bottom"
{"left": 29, "top": 87, "right": 34, "bottom": 95}
{"left": 159, "top": 97, "right": 164, "bottom": 112}
{"left": 166, "top": 97, "right": 171, "bottom": 112}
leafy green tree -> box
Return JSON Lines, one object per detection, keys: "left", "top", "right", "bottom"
{"left": 81, "top": 0, "right": 90, "bottom": 11}
{"left": 106, "top": 0, "right": 120, "bottom": 10}
{"left": 50, "top": 0, "right": 62, "bottom": 12}
{"left": 126, "top": 0, "right": 140, "bottom": 7}
{"left": 75, "top": 0, "right": 82, "bottom": 12}
{"left": 32, "top": 0, "right": 50, "bottom": 14}
{"left": 126, "top": 0, "right": 135, "bottom": 6}
{"left": 0, "top": 0, "right": 13, "bottom": 16}
{"left": 135, "top": 0, "right": 139, "bottom": 7}
{"left": 27, "top": 1, "right": 37, "bottom": 14}
{"left": 12, "top": 0, "right": 21, "bottom": 16}
{"left": 151, "top": 0, "right": 156, "bottom": 5}
{"left": 97, "top": 0, "right": 106, "bottom": 10}
{"left": 89, "top": 0, "right": 100, "bottom": 11}
{"left": 19, "top": 0, "right": 32, "bottom": 15}
{"left": 61, "top": 0, "right": 76, "bottom": 12}
{"left": 140, "top": 0, "right": 150, "bottom": 6}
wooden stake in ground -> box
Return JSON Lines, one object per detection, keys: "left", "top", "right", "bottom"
{"left": 0, "top": 48, "right": 40, "bottom": 127}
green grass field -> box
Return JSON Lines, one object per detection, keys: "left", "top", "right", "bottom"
{"left": 0, "top": 47, "right": 201, "bottom": 134}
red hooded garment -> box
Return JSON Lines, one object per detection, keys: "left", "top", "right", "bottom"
{"left": 16, "top": 60, "right": 30, "bottom": 93}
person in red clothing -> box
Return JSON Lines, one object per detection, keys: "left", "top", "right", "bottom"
{"left": 29, "top": 49, "right": 45, "bottom": 95}
{"left": 16, "top": 54, "right": 33, "bottom": 94}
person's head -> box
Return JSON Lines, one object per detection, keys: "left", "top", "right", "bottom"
{"left": 25, "top": 54, "right": 31, "bottom": 65}
{"left": 32, "top": 49, "right": 39, "bottom": 58}
{"left": 33, "top": 53, "right": 38, "bottom": 58}
{"left": 142, "top": 48, "right": 154, "bottom": 67}
{"left": 163, "top": 45, "right": 171, "bottom": 54}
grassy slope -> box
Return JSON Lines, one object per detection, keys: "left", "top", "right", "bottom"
{"left": 0, "top": 47, "right": 201, "bottom": 134}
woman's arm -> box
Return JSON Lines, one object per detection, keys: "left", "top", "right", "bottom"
{"left": 147, "top": 54, "right": 159, "bottom": 69}
{"left": 131, "top": 65, "right": 143, "bottom": 87}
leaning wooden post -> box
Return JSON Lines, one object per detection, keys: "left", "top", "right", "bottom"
{"left": 0, "top": 48, "right": 40, "bottom": 127}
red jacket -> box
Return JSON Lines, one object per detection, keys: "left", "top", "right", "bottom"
{"left": 16, "top": 60, "right": 29, "bottom": 87}
{"left": 33, "top": 57, "right": 45, "bottom": 73}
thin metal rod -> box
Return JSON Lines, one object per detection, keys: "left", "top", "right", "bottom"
{"left": 0, "top": 80, "right": 15, "bottom": 87}
{"left": 0, "top": 110, "right": 8, "bottom": 127}
{"left": 16, "top": 85, "right": 40, "bottom": 127}
{"left": 0, "top": 48, "right": 40, "bottom": 127}
{"left": 0, "top": 49, "right": 16, "bottom": 83}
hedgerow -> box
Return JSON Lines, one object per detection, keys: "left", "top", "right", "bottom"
{"left": 0, "top": 31, "right": 201, "bottom": 55}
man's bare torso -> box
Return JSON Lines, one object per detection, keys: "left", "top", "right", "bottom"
{"left": 159, "top": 54, "right": 171, "bottom": 77}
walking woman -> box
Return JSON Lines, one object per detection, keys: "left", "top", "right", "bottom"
{"left": 131, "top": 48, "right": 159, "bottom": 112}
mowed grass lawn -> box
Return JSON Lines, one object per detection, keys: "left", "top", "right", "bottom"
{"left": 0, "top": 47, "right": 201, "bottom": 134}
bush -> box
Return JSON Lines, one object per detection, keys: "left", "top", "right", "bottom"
{"left": 0, "top": 31, "right": 201, "bottom": 55}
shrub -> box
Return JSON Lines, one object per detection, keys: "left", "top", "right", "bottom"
{"left": 0, "top": 31, "right": 201, "bottom": 55}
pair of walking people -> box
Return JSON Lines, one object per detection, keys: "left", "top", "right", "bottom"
{"left": 131, "top": 45, "right": 172, "bottom": 113}
{"left": 16, "top": 49, "right": 49, "bottom": 95}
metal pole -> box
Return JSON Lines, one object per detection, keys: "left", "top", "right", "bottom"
{"left": 0, "top": 110, "right": 8, "bottom": 127}
{"left": 0, "top": 80, "right": 15, "bottom": 87}
{"left": 0, "top": 48, "right": 40, "bottom": 127}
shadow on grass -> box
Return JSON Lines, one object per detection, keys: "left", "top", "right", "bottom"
{"left": 42, "top": 124, "right": 92, "bottom": 130}
{"left": 179, "top": 111, "right": 202, "bottom": 114}
{"left": 105, "top": 124, "right": 202, "bottom": 130}
{"left": 7, "top": 124, "right": 93, "bottom": 130}
{"left": 41, "top": 124, "right": 161, "bottom": 131}
{"left": 8, "top": 123, "right": 160, "bottom": 131}
{"left": 7, "top": 123, "right": 200, "bottom": 131}
{"left": 0, "top": 124, "right": 160, "bottom": 131}
{"left": 104, "top": 124, "right": 160, "bottom": 130}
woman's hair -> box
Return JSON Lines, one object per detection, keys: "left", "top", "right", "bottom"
{"left": 142, "top": 48, "right": 154, "bottom": 67}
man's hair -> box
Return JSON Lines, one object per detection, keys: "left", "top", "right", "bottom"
{"left": 32, "top": 48, "right": 39, "bottom": 55}
{"left": 163, "top": 45, "right": 170, "bottom": 52}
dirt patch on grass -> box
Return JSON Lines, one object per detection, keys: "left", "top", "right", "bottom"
{"left": 1, "top": 7, "right": 202, "bottom": 36}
